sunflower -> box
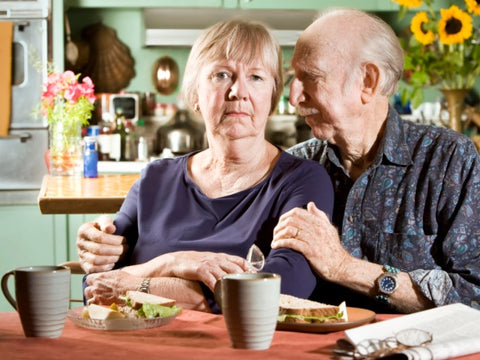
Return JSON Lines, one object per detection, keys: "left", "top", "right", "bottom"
{"left": 392, "top": 0, "right": 423, "bottom": 8}
{"left": 438, "top": 5, "right": 473, "bottom": 45}
{"left": 465, "top": 0, "right": 480, "bottom": 15}
{"left": 410, "top": 11, "right": 435, "bottom": 45}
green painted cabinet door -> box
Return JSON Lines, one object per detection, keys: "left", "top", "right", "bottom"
{"left": 0, "top": 205, "right": 63, "bottom": 312}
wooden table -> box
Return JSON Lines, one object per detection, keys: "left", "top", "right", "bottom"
{"left": 1, "top": 309, "right": 478, "bottom": 360}
{"left": 37, "top": 174, "right": 139, "bottom": 214}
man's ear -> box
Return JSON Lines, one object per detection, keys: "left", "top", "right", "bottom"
{"left": 360, "top": 63, "right": 380, "bottom": 104}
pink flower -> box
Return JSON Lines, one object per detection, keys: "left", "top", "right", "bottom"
{"left": 40, "top": 70, "right": 95, "bottom": 125}
{"left": 81, "top": 77, "right": 96, "bottom": 103}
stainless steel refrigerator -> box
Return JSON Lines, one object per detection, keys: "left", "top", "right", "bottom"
{"left": 0, "top": 0, "right": 50, "bottom": 204}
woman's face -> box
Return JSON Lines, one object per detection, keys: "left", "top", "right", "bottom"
{"left": 196, "top": 59, "right": 275, "bottom": 141}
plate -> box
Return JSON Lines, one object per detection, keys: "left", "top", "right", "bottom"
{"left": 276, "top": 307, "right": 375, "bottom": 333}
{"left": 66, "top": 307, "right": 180, "bottom": 331}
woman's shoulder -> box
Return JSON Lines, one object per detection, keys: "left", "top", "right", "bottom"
{"left": 275, "top": 150, "right": 330, "bottom": 182}
{"left": 140, "top": 155, "right": 189, "bottom": 179}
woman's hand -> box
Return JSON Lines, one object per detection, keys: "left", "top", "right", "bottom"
{"left": 84, "top": 269, "right": 140, "bottom": 305}
{"left": 84, "top": 250, "right": 252, "bottom": 307}
{"left": 77, "top": 215, "right": 128, "bottom": 274}
{"left": 145, "top": 251, "right": 251, "bottom": 291}
{"left": 272, "top": 201, "right": 351, "bottom": 282}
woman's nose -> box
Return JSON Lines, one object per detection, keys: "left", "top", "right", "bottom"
{"left": 289, "top": 77, "right": 305, "bottom": 106}
{"left": 228, "top": 77, "right": 248, "bottom": 100}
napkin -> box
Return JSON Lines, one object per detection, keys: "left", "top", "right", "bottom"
{"left": 0, "top": 21, "right": 13, "bottom": 137}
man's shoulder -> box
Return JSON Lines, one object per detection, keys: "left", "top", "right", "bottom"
{"left": 286, "top": 138, "right": 327, "bottom": 161}
{"left": 401, "top": 119, "right": 477, "bottom": 154}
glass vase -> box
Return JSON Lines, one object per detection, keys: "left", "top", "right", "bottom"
{"left": 49, "top": 121, "right": 83, "bottom": 176}
{"left": 440, "top": 89, "right": 470, "bottom": 133}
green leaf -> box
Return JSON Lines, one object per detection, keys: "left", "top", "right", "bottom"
{"left": 138, "top": 303, "right": 182, "bottom": 319}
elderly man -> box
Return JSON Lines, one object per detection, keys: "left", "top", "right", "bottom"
{"left": 271, "top": 7, "right": 480, "bottom": 313}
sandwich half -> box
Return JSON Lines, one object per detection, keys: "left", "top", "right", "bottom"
{"left": 277, "top": 294, "right": 348, "bottom": 324}
{"left": 84, "top": 291, "right": 181, "bottom": 320}
{"left": 124, "top": 290, "right": 176, "bottom": 310}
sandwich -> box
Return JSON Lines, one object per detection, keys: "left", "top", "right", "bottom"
{"left": 277, "top": 294, "right": 348, "bottom": 324}
{"left": 123, "top": 290, "right": 176, "bottom": 310}
{"left": 83, "top": 291, "right": 181, "bottom": 320}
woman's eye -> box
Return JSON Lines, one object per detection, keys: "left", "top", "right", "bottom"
{"left": 213, "top": 72, "right": 230, "bottom": 80}
{"left": 250, "top": 74, "right": 263, "bottom": 82}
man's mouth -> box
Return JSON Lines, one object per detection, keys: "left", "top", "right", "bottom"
{"left": 297, "top": 107, "right": 319, "bottom": 117}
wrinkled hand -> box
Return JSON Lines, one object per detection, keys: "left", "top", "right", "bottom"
{"left": 271, "top": 202, "right": 350, "bottom": 282}
{"left": 77, "top": 215, "right": 127, "bottom": 274}
{"left": 165, "top": 251, "right": 251, "bottom": 290}
{"left": 84, "top": 269, "right": 139, "bottom": 305}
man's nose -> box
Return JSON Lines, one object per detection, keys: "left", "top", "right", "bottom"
{"left": 289, "top": 77, "right": 305, "bottom": 106}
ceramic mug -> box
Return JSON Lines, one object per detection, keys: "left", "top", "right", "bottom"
{"left": 1, "top": 265, "right": 71, "bottom": 338}
{"left": 214, "top": 272, "right": 281, "bottom": 350}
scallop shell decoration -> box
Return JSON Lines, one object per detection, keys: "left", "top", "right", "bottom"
{"left": 80, "top": 23, "right": 135, "bottom": 93}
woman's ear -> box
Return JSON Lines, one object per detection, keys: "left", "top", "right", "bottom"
{"left": 360, "top": 63, "right": 380, "bottom": 104}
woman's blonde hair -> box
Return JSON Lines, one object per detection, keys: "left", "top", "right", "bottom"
{"left": 182, "top": 18, "right": 283, "bottom": 114}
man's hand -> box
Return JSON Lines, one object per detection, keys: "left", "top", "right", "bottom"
{"left": 77, "top": 215, "right": 127, "bottom": 274}
{"left": 272, "top": 201, "right": 350, "bottom": 282}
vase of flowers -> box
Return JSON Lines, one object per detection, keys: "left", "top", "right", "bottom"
{"left": 41, "top": 70, "right": 95, "bottom": 176}
{"left": 393, "top": 0, "right": 480, "bottom": 132}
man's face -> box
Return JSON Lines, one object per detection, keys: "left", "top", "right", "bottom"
{"left": 289, "top": 33, "right": 360, "bottom": 144}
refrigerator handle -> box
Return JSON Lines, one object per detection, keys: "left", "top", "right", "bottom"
{"left": 0, "top": 133, "right": 32, "bottom": 143}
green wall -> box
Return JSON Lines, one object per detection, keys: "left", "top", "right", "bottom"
{"left": 66, "top": 7, "right": 295, "bottom": 102}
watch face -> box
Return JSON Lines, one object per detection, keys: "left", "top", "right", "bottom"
{"left": 379, "top": 275, "right": 397, "bottom": 294}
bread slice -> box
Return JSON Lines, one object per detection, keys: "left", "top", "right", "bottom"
{"left": 86, "top": 303, "right": 126, "bottom": 320}
{"left": 278, "top": 294, "right": 348, "bottom": 324}
{"left": 125, "top": 290, "right": 176, "bottom": 310}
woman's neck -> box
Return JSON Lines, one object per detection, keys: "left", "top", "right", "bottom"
{"left": 189, "top": 140, "right": 280, "bottom": 198}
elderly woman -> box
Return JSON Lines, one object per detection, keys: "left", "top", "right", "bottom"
{"left": 78, "top": 19, "right": 333, "bottom": 312}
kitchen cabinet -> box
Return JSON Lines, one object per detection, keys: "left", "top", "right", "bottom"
{"left": 63, "top": 0, "right": 398, "bottom": 10}
{"left": 0, "top": 205, "right": 100, "bottom": 311}
{"left": 64, "top": 0, "right": 223, "bottom": 8}
{"left": 0, "top": 205, "right": 60, "bottom": 311}
{"left": 240, "top": 0, "right": 398, "bottom": 11}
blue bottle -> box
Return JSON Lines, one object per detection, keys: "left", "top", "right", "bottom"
{"left": 83, "top": 136, "right": 98, "bottom": 178}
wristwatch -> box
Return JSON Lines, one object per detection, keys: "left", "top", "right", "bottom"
{"left": 138, "top": 278, "right": 151, "bottom": 294}
{"left": 375, "top": 265, "right": 400, "bottom": 304}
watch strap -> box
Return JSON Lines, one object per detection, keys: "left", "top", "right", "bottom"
{"left": 138, "top": 278, "right": 151, "bottom": 293}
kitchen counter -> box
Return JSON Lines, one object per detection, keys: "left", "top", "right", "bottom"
{"left": 37, "top": 174, "right": 139, "bottom": 214}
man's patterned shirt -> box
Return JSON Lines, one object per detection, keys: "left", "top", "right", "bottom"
{"left": 288, "top": 106, "right": 480, "bottom": 310}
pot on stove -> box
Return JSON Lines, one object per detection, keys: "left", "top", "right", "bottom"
{"left": 156, "top": 109, "right": 205, "bottom": 155}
